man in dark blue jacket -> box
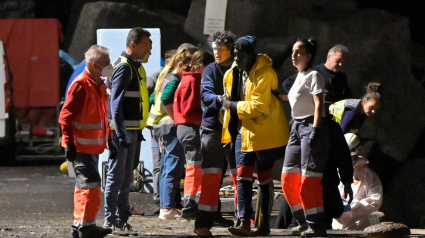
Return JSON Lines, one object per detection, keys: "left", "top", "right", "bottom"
{"left": 104, "top": 27, "right": 151, "bottom": 233}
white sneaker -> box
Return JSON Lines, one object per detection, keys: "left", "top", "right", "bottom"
{"left": 158, "top": 208, "right": 181, "bottom": 220}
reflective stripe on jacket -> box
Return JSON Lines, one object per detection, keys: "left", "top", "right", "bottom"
{"left": 221, "top": 54, "right": 290, "bottom": 152}
{"left": 61, "top": 70, "right": 109, "bottom": 154}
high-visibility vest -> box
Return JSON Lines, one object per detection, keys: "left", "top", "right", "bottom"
{"left": 138, "top": 64, "right": 149, "bottom": 128}
{"left": 110, "top": 56, "right": 146, "bottom": 130}
{"left": 66, "top": 72, "right": 109, "bottom": 154}
{"left": 147, "top": 73, "right": 178, "bottom": 128}
{"left": 329, "top": 99, "right": 361, "bottom": 124}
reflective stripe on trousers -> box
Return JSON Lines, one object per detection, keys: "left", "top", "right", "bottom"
{"left": 73, "top": 152, "right": 101, "bottom": 228}
{"left": 281, "top": 117, "right": 328, "bottom": 230}
{"left": 73, "top": 121, "right": 103, "bottom": 130}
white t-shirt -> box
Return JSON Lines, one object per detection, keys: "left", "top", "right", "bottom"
{"left": 288, "top": 68, "right": 325, "bottom": 119}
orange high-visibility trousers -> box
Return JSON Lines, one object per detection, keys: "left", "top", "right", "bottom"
{"left": 74, "top": 187, "right": 102, "bottom": 226}
{"left": 177, "top": 124, "right": 203, "bottom": 218}
{"left": 72, "top": 152, "right": 102, "bottom": 227}
{"left": 195, "top": 127, "right": 236, "bottom": 229}
{"left": 281, "top": 118, "right": 328, "bottom": 230}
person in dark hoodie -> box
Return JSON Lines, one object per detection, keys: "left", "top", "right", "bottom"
{"left": 195, "top": 31, "right": 238, "bottom": 232}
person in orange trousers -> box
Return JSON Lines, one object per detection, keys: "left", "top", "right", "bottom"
{"left": 59, "top": 45, "right": 116, "bottom": 238}
{"left": 194, "top": 31, "right": 239, "bottom": 236}
{"left": 174, "top": 50, "right": 215, "bottom": 219}
{"left": 281, "top": 39, "right": 329, "bottom": 237}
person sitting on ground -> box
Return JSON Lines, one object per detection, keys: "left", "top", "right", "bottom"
{"left": 332, "top": 133, "right": 383, "bottom": 230}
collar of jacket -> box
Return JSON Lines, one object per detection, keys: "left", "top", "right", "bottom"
{"left": 121, "top": 52, "right": 142, "bottom": 68}
{"left": 244, "top": 54, "right": 273, "bottom": 76}
{"left": 83, "top": 68, "right": 104, "bottom": 87}
{"left": 182, "top": 71, "right": 201, "bottom": 79}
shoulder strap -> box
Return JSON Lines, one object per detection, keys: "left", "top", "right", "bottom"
{"left": 159, "top": 74, "right": 178, "bottom": 92}
{"left": 345, "top": 99, "right": 361, "bottom": 110}
{"left": 111, "top": 56, "right": 143, "bottom": 83}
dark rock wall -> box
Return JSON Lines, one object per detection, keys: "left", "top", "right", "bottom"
{"left": 383, "top": 159, "right": 425, "bottom": 227}
{"left": 68, "top": 1, "right": 196, "bottom": 62}
{"left": 0, "top": 0, "right": 35, "bottom": 18}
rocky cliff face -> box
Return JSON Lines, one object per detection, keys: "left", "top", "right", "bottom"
{"left": 68, "top": 1, "right": 196, "bottom": 62}
{"left": 0, "top": 0, "right": 34, "bottom": 18}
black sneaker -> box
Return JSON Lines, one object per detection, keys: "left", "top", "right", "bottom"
{"left": 213, "top": 215, "right": 234, "bottom": 227}
{"left": 117, "top": 221, "right": 133, "bottom": 231}
{"left": 79, "top": 225, "right": 112, "bottom": 238}
{"left": 71, "top": 225, "right": 79, "bottom": 238}
{"left": 176, "top": 202, "right": 183, "bottom": 210}
{"left": 104, "top": 221, "right": 129, "bottom": 236}
{"left": 116, "top": 221, "right": 138, "bottom": 236}
{"left": 251, "top": 226, "right": 271, "bottom": 236}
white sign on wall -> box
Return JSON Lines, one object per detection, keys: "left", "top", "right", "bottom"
{"left": 203, "top": 0, "right": 228, "bottom": 35}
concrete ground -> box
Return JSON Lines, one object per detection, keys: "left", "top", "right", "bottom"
{"left": 0, "top": 156, "right": 424, "bottom": 237}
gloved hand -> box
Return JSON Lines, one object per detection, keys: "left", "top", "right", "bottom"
{"left": 217, "top": 95, "right": 223, "bottom": 104}
{"left": 221, "top": 94, "right": 232, "bottom": 108}
{"left": 344, "top": 183, "right": 354, "bottom": 204}
{"left": 343, "top": 202, "right": 352, "bottom": 212}
{"left": 308, "top": 127, "right": 317, "bottom": 148}
{"left": 271, "top": 90, "right": 281, "bottom": 100}
{"left": 108, "top": 139, "right": 117, "bottom": 160}
{"left": 119, "top": 136, "right": 130, "bottom": 148}
{"left": 137, "top": 131, "right": 146, "bottom": 142}
{"left": 65, "top": 144, "right": 77, "bottom": 162}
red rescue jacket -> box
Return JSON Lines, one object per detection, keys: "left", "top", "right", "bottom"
{"left": 59, "top": 69, "right": 110, "bottom": 154}
{"left": 173, "top": 71, "right": 202, "bottom": 126}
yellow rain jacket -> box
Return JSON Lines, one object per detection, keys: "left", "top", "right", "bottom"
{"left": 221, "top": 54, "right": 289, "bottom": 152}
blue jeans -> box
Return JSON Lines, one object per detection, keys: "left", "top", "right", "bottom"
{"left": 160, "top": 127, "right": 185, "bottom": 209}
{"left": 104, "top": 130, "right": 138, "bottom": 224}
{"left": 150, "top": 129, "right": 161, "bottom": 205}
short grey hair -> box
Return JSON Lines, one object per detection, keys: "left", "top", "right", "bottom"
{"left": 328, "top": 44, "right": 349, "bottom": 55}
{"left": 85, "top": 45, "right": 110, "bottom": 63}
